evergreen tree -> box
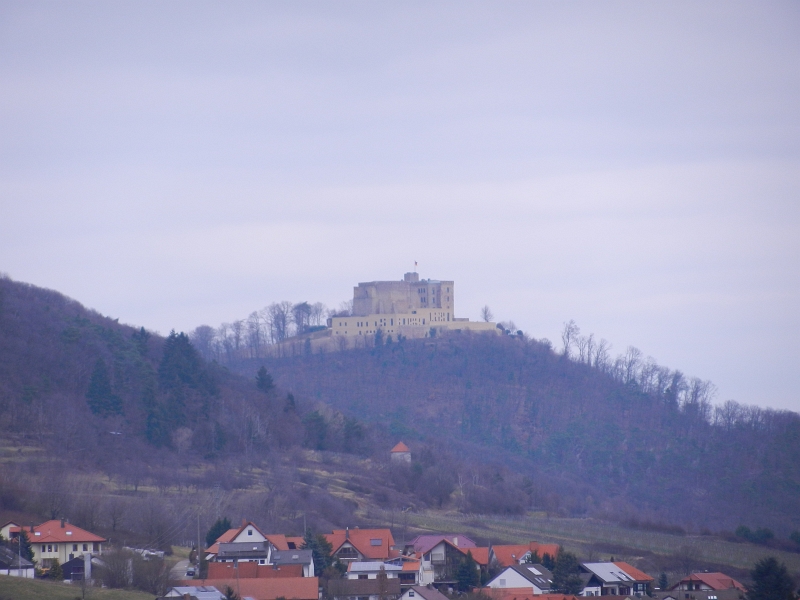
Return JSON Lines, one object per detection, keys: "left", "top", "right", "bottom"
{"left": 551, "top": 549, "right": 583, "bottom": 594}
{"left": 18, "top": 530, "right": 34, "bottom": 564}
{"left": 48, "top": 558, "right": 63, "bottom": 580}
{"left": 301, "top": 529, "right": 334, "bottom": 574}
{"left": 303, "top": 411, "right": 328, "bottom": 450}
{"left": 456, "top": 550, "right": 481, "bottom": 591}
{"left": 256, "top": 366, "right": 275, "bottom": 393}
{"left": 541, "top": 552, "right": 555, "bottom": 571}
{"left": 524, "top": 551, "right": 541, "bottom": 565}
{"left": 205, "top": 517, "right": 232, "bottom": 548}
{"left": 747, "top": 557, "right": 795, "bottom": 600}
{"left": 86, "top": 358, "right": 123, "bottom": 417}
{"left": 659, "top": 573, "right": 669, "bottom": 590}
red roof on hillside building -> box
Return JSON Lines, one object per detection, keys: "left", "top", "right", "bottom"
{"left": 26, "top": 520, "right": 105, "bottom": 544}
{"left": 325, "top": 528, "right": 395, "bottom": 560}
{"left": 674, "top": 573, "right": 745, "bottom": 591}
{"left": 485, "top": 589, "right": 580, "bottom": 600}
{"left": 391, "top": 442, "right": 410, "bottom": 453}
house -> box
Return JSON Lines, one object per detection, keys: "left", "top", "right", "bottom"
{"left": 386, "top": 556, "right": 426, "bottom": 587}
{"left": 162, "top": 586, "right": 226, "bottom": 600}
{"left": 655, "top": 590, "right": 744, "bottom": 600}
{"left": 485, "top": 591, "right": 581, "bottom": 600}
{"left": 391, "top": 442, "right": 412, "bottom": 463}
{"left": 404, "top": 534, "right": 480, "bottom": 585}
{"left": 266, "top": 534, "right": 305, "bottom": 551}
{"left": 579, "top": 563, "right": 654, "bottom": 596}
{"left": 669, "top": 573, "right": 746, "bottom": 593}
{"left": 325, "top": 528, "right": 396, "bottom": 563}
{"left": 400, "top": 585, "right": 451, "bottom": 600}
{"left": 7, "top": 519, "right": 106, "bottom": 568}
{"left": 271, "top": 549, "right": 315, "bottom": 577}
{"left": 347, "top": 561, "right": 403, "bottom": 579}
{"left": 0, "top": 545, "right": 35, "bottom": 578}
{"left": 328, "top": 576, "right": 402, "bottom": 600}
{"left": 491, "top": 543, "right": 561, "bottom": 568}
{"left": 182, "top": 576, "right": 319, "bottom": 600}
{"left": 485, "top": 564, "right": 554, "bottom": 594}
{"left": 206, "top": 520, "right": 270, "bottom": 561}
{"left": 207, "top": 561, "right": 304, "bottom": 579}
{"left": 215, "top": 541, "right": 272, "bottom": 565}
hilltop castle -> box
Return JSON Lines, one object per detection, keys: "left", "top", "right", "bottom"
{"left": 326, "top": 272, "right": 497, "bottom": 342}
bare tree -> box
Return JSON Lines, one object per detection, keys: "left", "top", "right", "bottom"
{"left": 266, "top": 302, "right": 293, "bottom": 343}
{"left": 561, "top": 320, "right": 580, "bottom": 358}
{"left": 292, "top": 302, "right": 312, "bottom": 335}
{"left": 622, "top": 346, "right": 643, "bottom": 384}
{"left": 585, "top": 333, "right": 595, "bottom": 367}
{"left": 480, "top": 305, "right": 494, "bottom": 322}
{"left": 246, "top": 311, "right": 264, "bottom": 359}
{"left": 593, "top": 338, "right": 611, "bottom": 371}
{"left": 190, "top": 325, "right": 216, "bottom": 362}
{"left": 309, "top": 302, "right": 327, "bottom": 326}
{"left": 575, "top": 335, "right": 589, "bottom": 363}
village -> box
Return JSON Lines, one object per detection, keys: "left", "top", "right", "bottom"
{"left": 0, "top": 443, "right": 751, "bottom": 600}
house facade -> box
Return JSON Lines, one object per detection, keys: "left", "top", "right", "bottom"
{"left": 4, "top": 520, "right": 105, "bottom": 568}
{"left": 579, "top": 562, "right": 653, "bottom": 596}
{"left": 485, "top": 564, "right": 554, "bottom": 594}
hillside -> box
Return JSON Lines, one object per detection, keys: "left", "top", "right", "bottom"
{"left": 2, "top": 274, "right": 800, "bottom": 565}
{"left": 231, "top": 331, "right": 800, "bottom": 535}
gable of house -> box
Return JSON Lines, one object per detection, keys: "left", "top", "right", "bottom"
{"left": 326, "top": 528, "right": 395, "bottom": 561}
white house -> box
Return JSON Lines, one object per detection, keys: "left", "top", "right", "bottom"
{"left": 347, "top": 562, "right": 403, "bottom": 579}
{"left": 485, "top": 564, "right": 553, "bottom": 594}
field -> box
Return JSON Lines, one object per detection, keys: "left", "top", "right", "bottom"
{"left": 366, "top": 509, "right": 800, "bottom": 576}
{"left": 0, "top": 576, "right": 154, "bottom": 600}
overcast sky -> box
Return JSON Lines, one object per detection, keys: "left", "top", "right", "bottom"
{"left": 2, "top": 2, "right": 798, "bottom": 412}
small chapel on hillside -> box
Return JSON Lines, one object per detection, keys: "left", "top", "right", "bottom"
{"left": 390, "top": 442, "right": 411, "bottom": 463}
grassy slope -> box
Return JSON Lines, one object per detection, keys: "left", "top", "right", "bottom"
{"left": 0, "top": 577, "right": 153, "bottom": 600}
{"left": 363, "top": 509, "right": 800, "bottom": 576}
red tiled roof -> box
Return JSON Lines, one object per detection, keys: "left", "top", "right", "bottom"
{"left": 469, "top": 547, "right": 490, "bottom": 566}
{"left": 182, "top": 577, "right": 319, "bottom": 600}
{"left": 28, "top": 521, "right": 105, "bottom": 544}
{"left": 266, "top": 534, "right": 290, "bottom": 551}
{"left": 614, "top": 562, "right": 654, "bottom": 583}
{"left": 207, "top": 521, "right": 267, "bottom": 553}
{"left": 391, "top": 442, "right": 410, "bottom": 452}
{"left": 402, "top": 559, "right": 421, "bottom": 572}
{"left": 325, "top": 528, "right": 395, "bottom": 560}
{"left": 286, "top": 536, "right": 305, "bottom": 549}
{"left": 408, "top": 534, "right": 477, "bottom": 556}
{"left": 208, "top": 562, "right": 303, "bottom": 579}
{"left": 678, "top": 573, "right": 745, "bottom": 591}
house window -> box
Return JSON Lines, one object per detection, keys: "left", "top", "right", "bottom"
{"left": 359, "top": 574, "right": 368, "bottom": 580}
{"left": 93, "top": 543, "right": 98, "bottom": 552}
{"left": 47, "top": 545, "right": 52, "bottom": 552}
{"left": 260, "top": 560, "right": 265, "bottom": 564}
{"left": 409, "top": 592, "right": 415, "bottom": 597}
{"left": 248, "top": 529, "right": 253, "bottom": 536}
{"left": 54, "top": 545, "right": 58, "bottom": 551}
{"left": 73, "top": 544, "right": 78, "bottom": 551}
{"left": 500, "top": 579, "right": 506, "bottom": 587}
{"left": 83, "top": 544, "right": 88, "bottom": 551}
{"left": 42, "top": 545, "right": 46, "bottom": 553}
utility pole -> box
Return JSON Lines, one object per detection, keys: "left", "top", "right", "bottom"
{"left": 197, "top": 512, "right": 201, "bottom": 574}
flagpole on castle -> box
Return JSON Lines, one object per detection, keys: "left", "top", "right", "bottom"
{"left": 414, "top": 261, "right": 417, "bottom": 273}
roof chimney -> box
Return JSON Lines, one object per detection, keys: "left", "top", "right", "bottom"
{"left": 346, "top": 527, "right": 349, "bottom": 540}
{"left": 60, "top": 518, "right": 65, "bottom": 528}
{"left": 30, "top": 523, "right": 34, "bottom": 533}
{"left": 243, "top": 519, "right": 247, "bottom": 527}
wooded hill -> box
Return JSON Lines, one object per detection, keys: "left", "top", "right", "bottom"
{"left": 231, "top": 327, "right": 800, "bottom": 536}
{"left": 1, "top": 275, "right": 799, "bottom": 553}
